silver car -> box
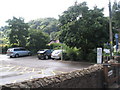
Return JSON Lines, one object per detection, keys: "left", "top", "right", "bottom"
{"left": 7, "top": 47, "right": 31, "bottom": 58}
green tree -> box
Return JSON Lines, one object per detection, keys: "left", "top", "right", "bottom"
{"left": 0, "top": 26, "right": 10, "bottom": 45}
{"left": 59, "top": 2, "right": 110, "bottom": 61}
{"left": 28, "top": 18, "right": 60, "bottom": 34}
{"left": 27, "top": 29, "right": 49, "bottom": 53}
{"left": 112, "top": 1, "right": 120, "bottom": 29}
{"left": 6, "top": 17, "right": 29, "bottom": 47}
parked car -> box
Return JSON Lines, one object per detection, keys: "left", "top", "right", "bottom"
{"left": 51, "top": 49, "right": 63, "bottom": 60}
{"left": 7, "top": 47, "right": 31, "bottom": 58}
{"left": 37, "top": 49, "right": 53, "bottom": 59}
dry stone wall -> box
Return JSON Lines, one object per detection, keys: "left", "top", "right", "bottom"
{"left": 1, "top": 64, "right": 104, "bottom": 89}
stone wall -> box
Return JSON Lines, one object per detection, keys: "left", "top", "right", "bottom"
{"left": 1, "top": 64, "right": 104, "bottom": 89}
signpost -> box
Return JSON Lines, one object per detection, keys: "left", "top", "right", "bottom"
{"left": 97, "top": 48, "right": 102, "bottom": 64}
{"left": 115, "top": 33, "right": 119, "bottom": 51}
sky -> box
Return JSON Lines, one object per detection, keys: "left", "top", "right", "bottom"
{"left": 0, "top": 0, "right": 118, "bottom": 27}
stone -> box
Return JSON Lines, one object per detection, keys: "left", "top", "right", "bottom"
{"left": 19, "top": 83, "right": 29, "bottom": 88}
{"left": 27, "top": 81, "right": 35, "bottom": 88}
{"left": 32, "top": 81, "right": 41, "bottom": 88}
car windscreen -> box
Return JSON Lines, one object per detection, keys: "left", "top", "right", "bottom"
{"left": 52, "top": 50, "right": 62, "bottom": 54}
{"left": 14, "top": 49, "right": 21, "bottom": 51}
{"left": 46, "top": 50, "right": 52, "bottom": 54}
{"left": 38, "top": 50, "right": 46, "bottom": 53}
{"left": 7, "top": 49, "right": 13, "bottom": 52}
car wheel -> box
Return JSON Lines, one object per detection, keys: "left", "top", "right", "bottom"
{"left": 15, "top": 54, "right": 19, "bottom": 58}
{"left": 10, "top": 56, "right": 13, "bottom": 58}
{"left": 38, "top": 56, "right": 41, "bottom": 59}
{"left": 45, "top": 56, "right": 48, "bottom": 59}
{"left": 52, "top": 58, "right": 54, "bottom": 60}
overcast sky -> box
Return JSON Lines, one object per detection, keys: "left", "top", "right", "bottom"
{"left": 0, "top": 0, "right": 117, "bottom": 27}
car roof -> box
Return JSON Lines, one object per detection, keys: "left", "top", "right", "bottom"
{"left": 39, "top": 49, "right": 53, "bottom": 51}
{"left": 8, "top": 47, "right": 25, "bottom": 49}
{"left": 53, "top": 49, "right": 62, "bottom": 52}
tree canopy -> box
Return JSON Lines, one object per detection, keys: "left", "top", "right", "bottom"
{"left": 112, "top": 1, "right": 120, "bottom": 29}
{"left": 6, "top": 17, "right": 29, "bottom": 47}
{"left": 27, "top": 29, "right": 49, "bottom": 52}
{"left": 59, "top": 2, "right": 110, "bottom": 60}
{"left": 28, "top": 18, "right": 60, "bottom": 34}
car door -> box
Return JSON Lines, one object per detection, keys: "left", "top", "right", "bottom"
{"left": 21, "top": 48, "right": 28, "bottom": 56}
{"left": 14, "top": 48, "right": 22, "bottom": 56}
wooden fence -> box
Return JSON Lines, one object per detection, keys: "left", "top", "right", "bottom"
{"left": 103, "top": 62, "right": 120, "bottom": 88}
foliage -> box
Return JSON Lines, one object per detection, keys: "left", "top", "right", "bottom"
{"left": 64, "top": 47, "right": 79, "bottom": 61}
{"left": 50, "top": 31, "right": 61, "bottom": 40}
{"left": 59, "top": 2, "right": 88, "bottom": 26}
{"left": 28, "top": 18, "right": 60, "bottom": 35}
{"left": 114, "top": 51, "right": 120, "bottom": 56}
{"left": 0, "top": 26, "right": 11, "bottom": 53}
{"left": 6, "top": 17, "right": 29, "bottom": 47}
{"left": 27, "top": 29, "right": 49, "bottom": 53}
{"left": 49, "top": 43, "right": 62, "bottom": 50}
{"left": 112, "top": 1, "right": 120, "bottom": 29}
{"left": 59, "top": 2, "right": 110, "bottom": 61}
{"left": 0, "top": 26, "right": 10, "bottom": 47}
{"left": 86, "top": 49, "right": 97, "bottom": 62}
{"left": 50, "top": 43, "right": 80, "bottom": 61}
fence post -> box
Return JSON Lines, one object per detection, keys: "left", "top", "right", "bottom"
{"left": 103, "top": 63, "right": 109, "bottom": 88}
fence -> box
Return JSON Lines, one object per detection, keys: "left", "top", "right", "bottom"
{"left": 103, "top": 62, "right": 120, "bottom": 88}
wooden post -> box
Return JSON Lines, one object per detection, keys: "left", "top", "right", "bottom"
{"left": 103, "top": 63, "right": 109, "bottom": 88}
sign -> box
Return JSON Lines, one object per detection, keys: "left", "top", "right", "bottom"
{"left": 115, "top": 33, "right": 119, "bottom": 39}
{"left": 108, "top": 70, "right": 113, "bottom": 76}
{"left": 103, "top": 49, "right": 110, "bottom": 54}
{"left": 115, "top": 33, "right": 119, "bottom": 51}
{"left": 97, "top": 48, "right": 102, "bottom": 64}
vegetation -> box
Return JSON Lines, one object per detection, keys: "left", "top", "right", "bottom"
{"left": 0, "top": 1, "right": 120, "bottom": 62}
{"left": 112, "top": 1, "right": 120, "bottom": 30}
{"left": 59, "top": 2, "right": 110, "bottom": 61}
{"left": 6, "top": 17, "right": 29, "bottom": 47}
{"left": 27, "top": 29, "right": 49, "bottom": 53}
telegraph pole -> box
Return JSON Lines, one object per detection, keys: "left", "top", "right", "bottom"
{"left": 109, "top": 0, "right": 113, "bottom": 59}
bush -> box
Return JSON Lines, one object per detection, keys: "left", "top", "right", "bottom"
{"left": 1, "top": 45, "right": 9, "bottom": 54}
{"left": 63, "top": 52, "right": 70, "bottom": 60}
{"left": 63, "top": 47, "right": 79, "bottom": 61}
{"left": 114, "top": 51, "right": 120, "bottom": 56}
{"left": 87, "top": 51, "right": 97, "bottom": 63}
{"left": 67, "top": 49, "right": 77, "bottom": 60}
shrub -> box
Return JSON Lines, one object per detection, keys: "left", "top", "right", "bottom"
{"left": 114, "top": 51, "right": 120, "bottom": 56}
{"left": 63, "top": 52, "right": 70, "bottom": 60}
{"left": 1, "top": 45, "right": 9, "bottom": 54}
{"left": 87, "top": 51, "right": 97, "bottom": 63}
{"left": 63, "top": 47, "right": 79, "bottom": 61}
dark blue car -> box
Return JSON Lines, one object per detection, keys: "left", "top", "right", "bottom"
{"left": 37, "top": 49, "right": 53, "bottom": 59}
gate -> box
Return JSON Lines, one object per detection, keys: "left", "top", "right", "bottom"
{"left": 103, "top": 62, "right": 120, "bottom": 88}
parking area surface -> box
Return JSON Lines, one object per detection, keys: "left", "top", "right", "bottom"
{"left": 0, "top": 54, "right": 93, "bottom": 85}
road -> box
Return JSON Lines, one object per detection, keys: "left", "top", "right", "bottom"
{"left": 0, "top": 54, "right": 93, "bottom": 85}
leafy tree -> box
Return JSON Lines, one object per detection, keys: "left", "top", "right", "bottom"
{"left": 112, "top": 1, "right": 120, "bottom": 29}
{"left": 6, "top": 17, "right": 29, "bottom": 47}
{"left": 50, "top": 31, "right": 61, "bottom": 40}
{"left": 28, "top": 18, "right": 60, "bottom": 34}
{"left": 27, "top": 29, "right": 49, "bottom": 53}
{"left": 0, "top": 26, "right": 10, "bottom": 45}
{"left": 59, "top": 2, "right": 88, "bottom": 26}
{"left": 59, "top": 2, "right": 110, "bottom": 61}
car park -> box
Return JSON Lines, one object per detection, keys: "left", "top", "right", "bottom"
{"left": 51, "top": 49, "right": 63, "bottom": 60}
{"left": 7, "top": 47, "right": 31, "bottom": 58}
{"left": 37, "top": 49, "right": 53, "bottom": 59}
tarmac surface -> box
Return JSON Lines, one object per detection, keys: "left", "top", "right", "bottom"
{"left": 0, "top": 54, "right": 93, "bottom": 85}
